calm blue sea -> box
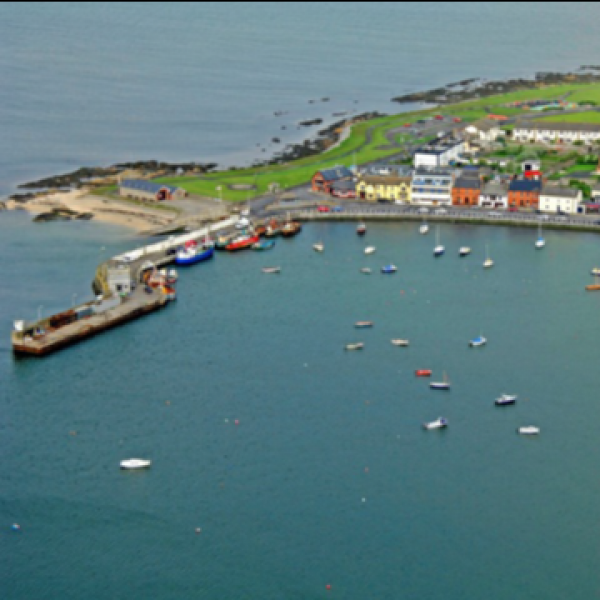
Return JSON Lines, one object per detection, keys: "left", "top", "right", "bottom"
{"left": 2, "top": 214, "right": 600, "bottom": 599}
{"left": 2, "top": 2, "right": 600, "bottom": 196}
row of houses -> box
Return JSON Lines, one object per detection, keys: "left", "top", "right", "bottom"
{"left": 312, "top": 164, "right": 584, "bottom": 214}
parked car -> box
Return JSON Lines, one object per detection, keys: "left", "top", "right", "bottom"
{"left": 434, "top": 208, "right": 448, "bottom": 215}
{"left": 508, "top": 207, "right": 519, "bottom": 213}
{"left": 418, "top": 207, "right": 430, "bottom": 214}
{"left": 332, "top": 206, "right": 343, "bottom": 213}
{"left": 488, "top": 212, "right": 501, "bottom": 217}
{"left": 317, "top": 205, "right": 330, "bottom": 213}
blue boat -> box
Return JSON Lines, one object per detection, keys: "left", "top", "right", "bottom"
{"left": 253, "top": 240, "right": 275, "bottom": 251}
{"left": 175, "top": 244, "right": 215, "bottom": 266}
{"left": 381, "top": 265, "right": 397, "bottom": 274}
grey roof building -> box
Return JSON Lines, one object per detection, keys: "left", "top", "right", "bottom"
{"left": 119, "top": 179, "right": 186, "bottom": 201}
{"left": 454, "top": 176, "right": 481, "bottom": 190}
{"left": 540, "top": 186, "right": 580, "bottom": 198}
{"left": 509, "top": 179, "right": 542, "bottom": 193}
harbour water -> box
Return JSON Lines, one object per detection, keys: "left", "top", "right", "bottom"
{"left": 3, "top": 2, "right": 600, "bottom": 196}
{"left": 2, "top": 215, "right": 600, "bottom": 598}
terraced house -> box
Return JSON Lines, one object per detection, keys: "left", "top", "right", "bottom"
{"left": 512, "top": 122, "right": 600, "bottom": 144}
{"left": 356, "top": 171, "right": 412, "bottom": 203}
{"left": 508, "top": 179, "right": 542, "bottom": 208}
{"left": 452, "top": 176, "right": 481, "bottom": 206}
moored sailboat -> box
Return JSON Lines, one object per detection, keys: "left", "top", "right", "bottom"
{"left": 430, "top": 371, "right": 450, "bottom": 390}
{"left": 434, "top": 226, "right": 444, "bottom": 257}
{"left": 357, "top": 222, "right": 367, "bottom": 236}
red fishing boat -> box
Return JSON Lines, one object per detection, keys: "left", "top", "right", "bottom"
{"left": 226, "top": 233, "right": 260, "bottom": 252}
{"left": 415, "top": 369, "right": 432, "bottom": 377}
{"left": 357, "top": 223, "right": 367, "bottom": 236}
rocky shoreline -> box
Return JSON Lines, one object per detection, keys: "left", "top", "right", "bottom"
{"left": 391, "top": 68, "right": 600, "bottom": 105}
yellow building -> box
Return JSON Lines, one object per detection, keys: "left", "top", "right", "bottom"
{"left": 356, "top": 175, "right": 412, "bottom": 203}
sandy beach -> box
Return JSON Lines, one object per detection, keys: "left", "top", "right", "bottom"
{"left": 4, "top": 189, "right": 174, "bottom": 232}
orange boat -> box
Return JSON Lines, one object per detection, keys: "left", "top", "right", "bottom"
{"left": 415, "top": 370, "right": 432, "bottom": 377}
{"left": 585, "top": 284, "right": 600, "bottom": 291}
{"left": 226, "top": 234, "right": 260, "bottom": 252}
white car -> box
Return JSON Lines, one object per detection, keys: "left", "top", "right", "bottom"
{"left": 435, "top": 208, "right": 448, "bottom": 215}
{"left": 418, "top": 207, "right": 430, "bottom": 214}
{"left": 539, "top": 215, "right": 550, "bottom": 221}
{"left": 488, "top": 211, "right": 501, "bottom": 217}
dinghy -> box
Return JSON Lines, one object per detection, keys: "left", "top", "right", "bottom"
{"left": 355, "top": 322, "right": 373, "bottom": 328}
{"left": 495, "top": 394, "right": 517, "bottom": 406}
{"left": 469, "top": 336, "right": 487, "bottom": 347}
{"left": 381, "top": 265, "right": 397, "bottom": 274}
{"left": 262, "top": 267, "right": 281, "bottom": 274}
{"left": 391, "top": 339, "right": 410, "bottom": 347}
{"left": 313, "top": 242, "right": 324, "bottom": 252}
{"left": 459, "top": 247, "right": 471, "bottom": 257}
{"left": 423, "top": 417, "right": 448, "bottom": 430}
{"left": 517, "top": 426, "right": 540, "bottom": 436}
{"left": 360, "top": 268, "right": 372, "bottom": 274}
{"left": 364, "top": 246, "right": 376, "bottom": 255}
{"left": 345, "top": 343, "right": 364, "bottom": 351}
{"left": 120, "top": 459, "right": 152, "bottom": 470}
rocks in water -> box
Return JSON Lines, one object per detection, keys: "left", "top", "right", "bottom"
{"left": 75, "top": 212, "right": 94, "bottom": 221}
{"left": 272, "top": 137, "right": 281, "bottom": 144}
{"left": 321, "top": 97, "right": 330, "bottom": 102}
{"left": 299, "top": 118, "right": 323, "bottom": 127}
{"left": 33, "top": 208, "right": 92, "bottom": 223}
{"left": 9, "top": 193, "right": 36, "bottom": 203}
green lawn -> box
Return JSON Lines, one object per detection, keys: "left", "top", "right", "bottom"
{"left": 534, "top": 111, "right": 600, "bottom": 124}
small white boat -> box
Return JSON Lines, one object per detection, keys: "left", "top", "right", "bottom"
{"left": 590, "top": 268, "right": 600, "bottom": 277}
{"left": 517, "top": 426, "right": 540, "bottom": 436}
{"left": 469, "top": 336, "right": 487, "bottom": 347}
{"left": 459, "top": 247, "right": 471, "bottom": 257}
{"left": 360, "top": 268, "right": 372, "bottom": 274}
{"left": 430, "top": 371, "right": 450, "bottom": 390}
{"left": 345, "top": 342, "right": 364, "bottom": 351}
{"left": 313, "top": 242, "right": 324, "bottom": 252}
{"left": 381, "top": 265, "right": 397, "bottom": 274}
{"left": 434, "top": 226, "right": 444, "bottom": 257}
{"left": 495, "top": 394, "right": 517, "bottom": 406}
{"left": 166, "top": 269, "right": 178, "bottom": 284}
{"left": 355, "top": 321, "right": 373, "bottom": 328}
{"left": 423, "top": 417, "right": 448, "bottom": 430}
{"left": 535, "top": 223, "right": 545, "bottom": 249}
{"left": 419, "top": 223, "right": 429, "bottom": 235}
{"left": 364, "top": 246, "right": 376, "bottom": 255}
{"left": 262, "top": 267, "right": 281, "bottom": 274}
{"left": 120, "top": 459, "right": 152, "bottom": 470}
{"left": 391, "top": 339, "right": 410, "bottom": 347}
{"left": 483, "top": 244, "right": 494, "bottom": 268}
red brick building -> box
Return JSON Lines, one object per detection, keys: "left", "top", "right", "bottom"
{"left": 311, "top": 166, "right": 354, "bottom": 194}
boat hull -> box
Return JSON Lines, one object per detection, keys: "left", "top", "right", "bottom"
{"left": 175, "top": 246, "right": 214, "bottom": 265}
{"left": 415, "top": 370, "right": 432, "bottom": 377}
{"left": 430, "top": 383, "right": 451, "bottom": 390}
{"left": 226, "top": 236, "right": 260, "bottom": 251}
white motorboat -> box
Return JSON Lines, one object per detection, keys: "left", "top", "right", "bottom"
{"left": 360, "top": 268, "right": 372, "bottom": 274}
{"left": 495, "top": 394, "right": 517, "bottom": 406}
{"left": 345, "top": 342, "right": 364, "bottom": 351}
{"left": 469, "top": 335, "right": 487, "bottom": 347}
{"left": 391, "top": 339, "right": 410, "bottom": 347}
{"left": 517, "top": 426, "right": 540, "bottom": 436}
{"left": 120, "top": 459, "right": 152, "bottom": 470}
{"left": 591, "top": 268, "right": 600, "bottom": 277}
{"left": 419, "top": 223, "right": 429, "bottom": 235}
{"left": 262, "top": 267, "right": 281, "bottom": 274}
{"left": 313, "top": 242, "right": 324, "bottom": 252}
{"left": 459, "top": 247, "right": 471, "bottom": 257}
{"left": 423, "top": 417, "right": 448, "bottom": 430}
{"left": 364, "top": 246, "right": 376, "bottom": 255}
{"left": 355, "top": 321, "right": 373, "bottom": 328}
{"left": 381, "top": 265, "right": 397, "bottom": 274}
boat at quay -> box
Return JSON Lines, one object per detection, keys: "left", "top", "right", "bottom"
{"left": 226, "top": 233, "right": 260, "bottom": 251}
{"left": 175, "top": 243, "right": 215, "bottom": 265}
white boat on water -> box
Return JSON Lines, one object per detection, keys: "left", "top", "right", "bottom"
{"left": 419, "top": 222, "right": 429, "bottom": 235}
{"left": 459, "top": 247, "right": 471, "bottom": 257}
{"left": 430, "top": 371, "right": 450, "bottom": 390}
{"left": 535, "top": 223, "right": 545, "bottom": 249}
{"left": 360, "top": 268, "right": 372, "bottom": 274}
{"left": 120, "top": 459, "right": 152, "bottom": 470}
{"left": 345, "top": 342, "right": 364, "bottom": 351}
{"left": 391, "top": 339, "right": 410, "bottom": 347}
{"left": 517, "top": 426, "right": 540, "bottom": 436}
{"left": 262, "top": 267, "right": 281, "bottom": 274}
{"left": 313, "top": 242, "right": 324, "bottom": 253}
{"left": 364, "top": 246, "right": 376, "bottom": 255}
{"left": 434, "top": 226, "right": 444, "bottom": 257}
{"left": 495, "top": 394, "right": 517, "bottom": 406}
{"left": 469, "top": 335, "right": 487, "bottom": 347}
{"left": 483, "top": 244, "right": 494, "bottom": 268}
{"left": 423, "top": 417, "right": 448, "bottom": 430}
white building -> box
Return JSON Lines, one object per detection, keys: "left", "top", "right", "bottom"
{"left": 479, "top": 181, "right": 509, "bottom": 208}
{"left": 411, "top": 168, "right": 454, "bottom": 206}
{"left": 465, "top": 119, "right": 504, "bottom": 143}
{"left": 592, "top": 185, "right": 600, "bottom": 202}
{"left": 414, "top": 136, "right": 466, "bottom": 168}
{"left": 539, "top": 186, "right": 582, "bottom": 214}
{"left": 512, "top": 122, "right": 600, "bottom": 144}
{"left": 107, "top": 265, "right": 133, "bottom": 295}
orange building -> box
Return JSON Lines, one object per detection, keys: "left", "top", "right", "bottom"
{"left": 452, "top": 177, "right": 481, "bottom": 206}
{"left": 508, "top": 180, "right": 542, "bottom": 208}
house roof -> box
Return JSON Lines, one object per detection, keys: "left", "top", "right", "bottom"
{"left": 120, "top": 179, "right": 180, "bottom": 194}
{"left": 482, "top": 181, "right": 508, "bottom": 196}
{"left": 541, "top": 186, "right": 581, "bottom": 199}
{"left": 317, "top": 166, "right": 354, "bottom": 181}
{"left": 454, "top": 177, "right": 481, "bottom": 190}
{"left": 509, "top": 179, "right": 542, "bottom": 192}
{"left": 331, "top": 180, "right": 356, "bottom": 192}
{"left": 516, "top": 122, "right": 600, "bottom": 133}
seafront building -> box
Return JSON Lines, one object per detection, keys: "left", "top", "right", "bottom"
{"left": 356, "top": 167, "right": 412, "bottom": 203}
{"left": 479, "top": 181, "right": 509, "bottom": 208}
{"left": 411, "top": 167, "right": 454, "bottom": 206}
{"left": 311, "top": 166, "right": 354, "bottom": 194}
{"left": 508, "top": 179, "right": 542, "bottom": 208}
{"left": 464, "top": 119, "right": 504, "bottom": 143}
{"left": 452, "top": 175, "right": 482, "bottom": 206}
{"left": 413, "top": 135, "right": 465, "bottom": 168}
{"left": 539, "top": 186, "right": 582, "bottom": 214}
{"left": 512, "top": 122, "right": 600, "bottom": 144}
{"left": 119, "top": 179, "right": 186, "bottom": 202}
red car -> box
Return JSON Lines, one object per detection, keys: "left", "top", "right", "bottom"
{"left": 317, "top": 206, "right": 330, "bottom": 213}
{"left": 404, "top": 123, "right": 412, "bottom": 128}
{"left": 508, "top": 207, "right": 519, "bottom": 213}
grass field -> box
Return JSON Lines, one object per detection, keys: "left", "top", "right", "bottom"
{"left": 534, "top": 111, "right": 600, "bottom": 124}
{"left": 153, "top": 81, "right": 600, "bottom": 203}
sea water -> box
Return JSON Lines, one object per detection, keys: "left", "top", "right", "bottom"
{"left": 2, "top": 2, "right": 600, "bottom": 196}
{"left": 1, "top": 217, "right": 600, "bottom": 599}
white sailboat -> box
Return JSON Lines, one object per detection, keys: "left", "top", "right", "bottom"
{"left": 430, "top": 371, "right": 450, "bottom": 390}
{"left": 535, "top": 223, "right": 545, "bottom": 249}
{"left": 433, "top": 226, "right": 444, "bottom": 257}
{"left": 459, "top": 247, "right": 471, "bottom": 257}
{"left": 483, "top": 244, "right": 494, "bottom": 269}
{"left": 419, "top": 221, "right": 429, "bottom": 235}
{"left": 364, "top": 246, "right": 376, "bottom": 255}
{"left": 313, "top": 242, "right": 324, "bottom": 252}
